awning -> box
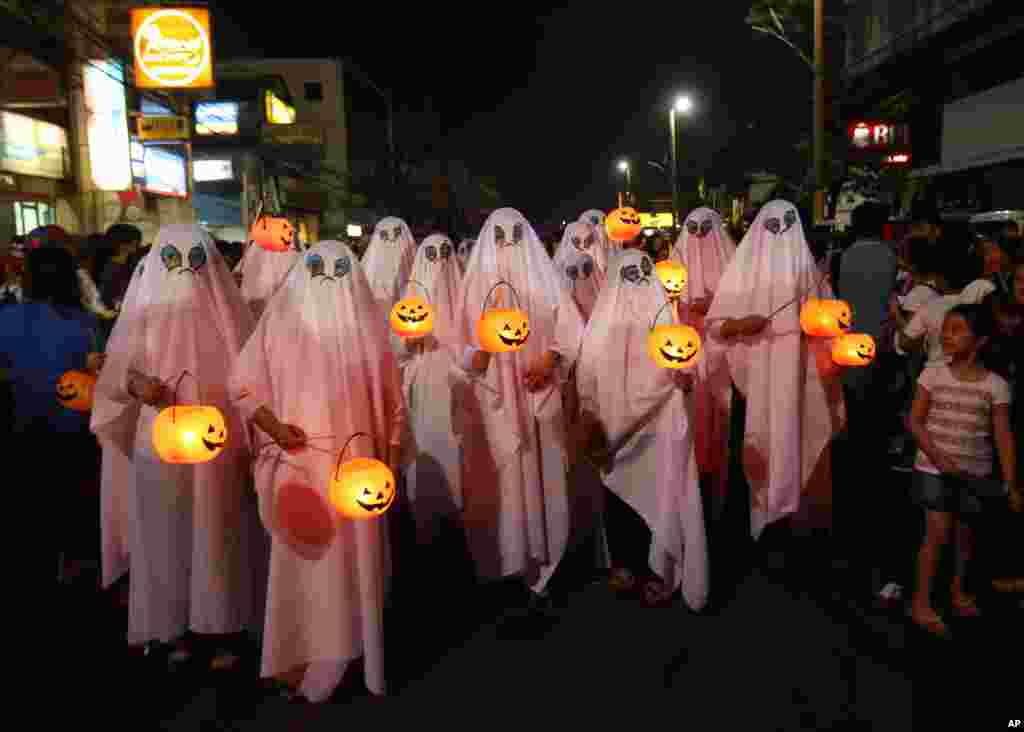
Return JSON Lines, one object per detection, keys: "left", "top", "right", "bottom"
{"left": 910, "top": 145, "right": 1024, "bottom": 179}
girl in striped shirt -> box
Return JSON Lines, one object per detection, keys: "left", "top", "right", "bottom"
{"left": 909, "top": 304, "right": 1018, "bottom": 638}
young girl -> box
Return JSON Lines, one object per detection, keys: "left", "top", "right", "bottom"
{"left": 909, "top": 304, "right": 1018, "bottom": 637}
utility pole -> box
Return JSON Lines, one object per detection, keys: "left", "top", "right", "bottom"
{"left": 813, "top": 0, "right": 826, "bottom": 224}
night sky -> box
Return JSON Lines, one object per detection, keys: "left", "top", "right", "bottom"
{"left": 214, "top": 1, "right": 814, "bottom": 225}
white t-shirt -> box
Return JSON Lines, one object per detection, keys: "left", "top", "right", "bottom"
{"left": 915, "top": 365, "right": 1011, "bottom": 477}
{"left": 899, "top": 283, "right": 942, "bottom": 312}
{"left": 897, "top": 279, "right": 997, "bottom": 365}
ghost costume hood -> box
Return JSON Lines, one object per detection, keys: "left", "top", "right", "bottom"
{"left": 553, "top": 225, "right": 605, "bottom": 321}
{"left": 362, "top": 217, "right": 417, "bottom": 309}
{"left": 672, "top": 207, "right": 736, "bottom": 306}
{"left": 235, "top": 240, "right": 301, "bottom": 321}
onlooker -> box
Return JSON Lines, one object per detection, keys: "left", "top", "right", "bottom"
{"left": 100, "top": 224, "right": 144, "bottom": 311}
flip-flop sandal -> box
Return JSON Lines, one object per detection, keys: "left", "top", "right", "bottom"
{"left": 907, "top": 610, "right": 951, "bottom": 639}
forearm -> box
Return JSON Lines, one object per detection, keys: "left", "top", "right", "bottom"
{"left": 719, "top": 318, "right": 744, "bottom": 340}
{"left": 909, "top": 419, "right": 949, "bottom": 470}
{"left": 995, "top": 425, "right": 1016, "bottom": 488}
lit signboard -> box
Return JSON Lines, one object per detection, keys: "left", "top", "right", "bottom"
{"left": 131, "top": 7, "right": 214, "bottom": 89}
{"left": 193, "top": 158, "right": 233, "bottom": 182}
{"left": 195, "top": 101, "right": 239, "bottom": 135}
{"left": 848, "top": 121, "right": 911, "bottom": 151}
{"left": 884, "top": 153, "right": 911, "bottom": 165}
{"left": 84, "top": 59, "right": 132, "bottom": 190}
{"left": 137, "top": 115, "right": 190, "bottom": 141}
{"left": 0, "top": 110, "right": 68, "bottom": 179}
{"left": 143, "top": 145, "right": 188, "bottom": 197}
{"left": 265, "top": 91, "right": 296, "bottom": 125}
{"left": 639, "top": 212, "right": 674, "bottom": 228}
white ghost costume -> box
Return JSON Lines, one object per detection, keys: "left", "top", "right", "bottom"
{"left": 455, "top": 208, "right": 587, "bottom": 594}
{"left": 98, "top": 258, "right": 145, "bottom": 590}
{"left": 230, "top": 241, "right": 405, "bottom": 701}
{"left": 577, "top": 210, "right": 613, "bottom": 273}
{"left": 362, "top": 217, "right": 417, "bottom": 312}
{"left": 400, "top": 234, "right": 465, "bottom": 542}
{"left": 576, "top": 250, "right": 708, "bottom": 610}
{"left": 703, "top": 201, "right": 845, "bottom": 539}
{"left": 91, "top": 224, "right": 266, "bottom": 646}
{"left": 234, "top": 241, "right": 301, "bottom": 321}
{"left": 553, "top": 222, "right": 606, "bottom": 322}
{"left": 671, "top": 207, "right": 736, "bottom": 517}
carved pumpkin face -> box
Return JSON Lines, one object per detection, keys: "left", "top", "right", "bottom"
{"left": 647, "top": 323, "right": 702, "bottom": 369}
{"left": 329, "top": 457, "right": 396, "bottom": 519}
{"left": 606, "top": 207, "right": 642, "bottom": 243}
{"left": 56, "top": 370, "right": 96, "bottom": 412}
{"left": 250, "top": 215, "right": 295, "bottom": 252}
{"left": 655, "top": 260, "right": 688, "bottom": 298}
{"left": 478, "top": 308, "right": 531, "bottom": 353}
{"left": 832, "top": 333, "right": 876, "bottom": 367}
{"left": 390, "top": 295, "right": 435, "bottom": 337}
{"left": 800, "top": 298, "right": 853, "bottom": 337}
{"left": 152, "top": 405, "right": 228, "bottom": 464}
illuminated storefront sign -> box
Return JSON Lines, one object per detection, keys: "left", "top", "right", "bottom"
{"left": 84, "top": 59, "right": 132, "bottom": 190}
{"left": 143, "top": 145, "right": 188, "bottom": 197}
{"left": 195, "top": 101, "right": 239, "bottom": 135}
{"left": 265, "top": 91, "right": 296, "bottom": 125}
{"left": 193, "top": 158, "right": 233, "bottom": 182}
{"left": 848, "top": 121, "right": 911, "bottom": 151}
{"left": 639, "top": 212, "right": 674, "bottom": 228}
{"left": 0, "top": 111, "right": 68, "bottom": 179}
{"left": 132, "top": 7, "right": 214, "bottom": 89}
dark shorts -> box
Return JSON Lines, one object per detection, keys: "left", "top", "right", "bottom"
{"left": 912, "top": 470, "right": 1002, "bottom": 515}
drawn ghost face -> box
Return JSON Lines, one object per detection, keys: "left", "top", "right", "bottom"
{"left": 494, "top": 222, "right": 525, "bottom": 248}
{"left": 160, "top": 242, "right": 207, "bottom": 275}
{"left": 306, "top": 252, "right": 351, "bottom": 283}
{"left": 764, "top": 209, "right": 798, "bottom": 235}
{"left": 686, "top": 217, "right": 714, "bottom": 238}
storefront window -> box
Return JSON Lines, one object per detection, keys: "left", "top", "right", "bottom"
{"left": 13, "top": 201, "right": 54, "bottom": 235}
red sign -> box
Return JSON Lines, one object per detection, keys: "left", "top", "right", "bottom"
{"left": 884, "top": 153, "right": 911, "bottom": 165}
{"left": 848, "top": 121, "right": 911, "bottom": 151}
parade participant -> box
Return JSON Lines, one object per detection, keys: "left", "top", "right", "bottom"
{"left": 362, "top": 217, "right": 417, "bottom": 313}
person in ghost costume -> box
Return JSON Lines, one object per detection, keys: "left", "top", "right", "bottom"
{"left": 702, "top": 201, "right": 845, "bottom": 548}
{"left": 91, "top": 224, "right": 266, "bottom": 667}
{"left": 553, "top": 222, "right": 606, "bottom": 322}
{"left": 399, "top": 234, "right": 465, "bottom": 543}
{"left": 362, "top": 217, "right": 417, "bottom": 313}
{"left": 230, "top": 240, "right": 405, "bottom": 703}
{"left": 456, "top": 239, "right": 474, "bottom": 271}
{"left": 671, "top": 207, "right": 737, "bottom": 518}
{"left": 456, "top": 208, "right": 588, "bottom": 604}
{"left": 234, "top": 239, "right": 301, "bottom": 321}
{"left": 578, "top": 209, "right": 614, "bottom": 272}
{"left": 575, "top": 250, "right": 708, "bottom": 609}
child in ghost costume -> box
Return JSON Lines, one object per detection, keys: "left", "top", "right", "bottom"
{"left": 576, "top": 250, "right": 708, "bottom": 609}
{"left": 554, "top": 222, "right": 606, "bottom": 320}
{"left": 578, "top": 210, "right": 613, "bottom": 273}
{"left": 362, "top": 217, "right": 417, "bottom": 313}
{"left": 671, "top": 207, "right": 737, "bottom": 518}
{"left": 399, "top": 234, "right": 465, "bottom": 543}
{"left": 456, "top": 208, "right": 587, "bottom": 602}
{"left": 234, "top": 239, "right": 301, "bottom": 321}
{"left": 702, "top": 201, "right": 845, "bottom": 544}
{"left": 230, "top": 241, "right": 405, "bottom": 702}
{"left": 91, "top": 224, "right": 266, "bottom": 665}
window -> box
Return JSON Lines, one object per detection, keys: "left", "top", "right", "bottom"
{"left": 305, "top": 82, "right": 323, "bottom": 102}
{"left": 13, "top": 201, "right": 55, "bottom": 235}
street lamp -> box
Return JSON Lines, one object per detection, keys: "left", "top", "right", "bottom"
{"left": 670, "top": 95, "right": 693, "bottom": 232}
{"left": 617, "top": 160, "right": 631, "bottom": 206}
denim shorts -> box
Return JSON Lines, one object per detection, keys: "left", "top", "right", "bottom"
{"left": 912, "top": 470, "right": 985, "bottom": 515}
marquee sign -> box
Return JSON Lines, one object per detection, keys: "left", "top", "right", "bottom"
{"left": 847, "top": 121, "right": 911, "bottom": 152}
{"left": 131, "top": 8, "right": 213, "bottom": 89}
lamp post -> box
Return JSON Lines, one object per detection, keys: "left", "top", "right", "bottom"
{"left": 617, "top": 160, "right": 631, "bottom": 206}
{"left": 670, "top": 95, "right": 692, "bottom": 233}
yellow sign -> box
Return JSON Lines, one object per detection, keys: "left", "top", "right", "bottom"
{"left": 265, "top": 92, "right": 296, "bottom": 125}
{"left": 640, "top": 212, "right": 674, "bottom": 228}
{"left": 132, "top": 8, "right": 213, "bottom": 89}
{"left": 136, "top": 115, "right": 190, "bottom": 141}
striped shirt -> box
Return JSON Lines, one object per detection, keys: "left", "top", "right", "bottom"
{"left": 915, "top": 365, "right": 1011, "bottom": 477}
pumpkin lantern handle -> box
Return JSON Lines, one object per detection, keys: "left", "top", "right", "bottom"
{"left": 648, "top": 300, "right": 677, "bottom": 333}
{"left": 480, "top": 279, "right": 523, "bottom": 319}
{"left": 332, "top": 432, "right": 378, "bottom": 482}
{"left": 765, "top": 252, "right": 835, "bottom": 322}
{"left": 169, "top": 370, "right": 204, "bottom": 424}
{"left": 405, "top": 279, "right": 432, "bottom": 305}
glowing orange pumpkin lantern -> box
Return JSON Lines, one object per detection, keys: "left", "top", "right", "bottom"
{"left": 832, "top": 333, "right": 876, "bottom": 367}
{"left": 606, "top": 207, "right": 643, "bottom": 243}
{"left": 56, "top": 370, "right": 96, "bottom": 412}
{"left": 647, "top": 302, "right": 702, "bottom": 369}
{"left": 249, "top": 203, "right": 295, "bottom": 252}
{"left": 655, "top": 259, "right": 688, "bottom": 299}
{"left": 329, "top": 433, "right": 396, "bottom": 520}
{"left": 151, "top": 371, "right": 228, "bottom": 464}
{"left": 477, "top": 280, "right": 530, "bottom": 353}
{"left": 800, "top": 298, "right": 853, "bottom": 337}
{"left": 389, "top": 280, "right": 434, "bottom": 338}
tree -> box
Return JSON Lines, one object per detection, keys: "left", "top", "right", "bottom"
{"left": 746, "top": 0, "right": 816, "bottom": 70}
